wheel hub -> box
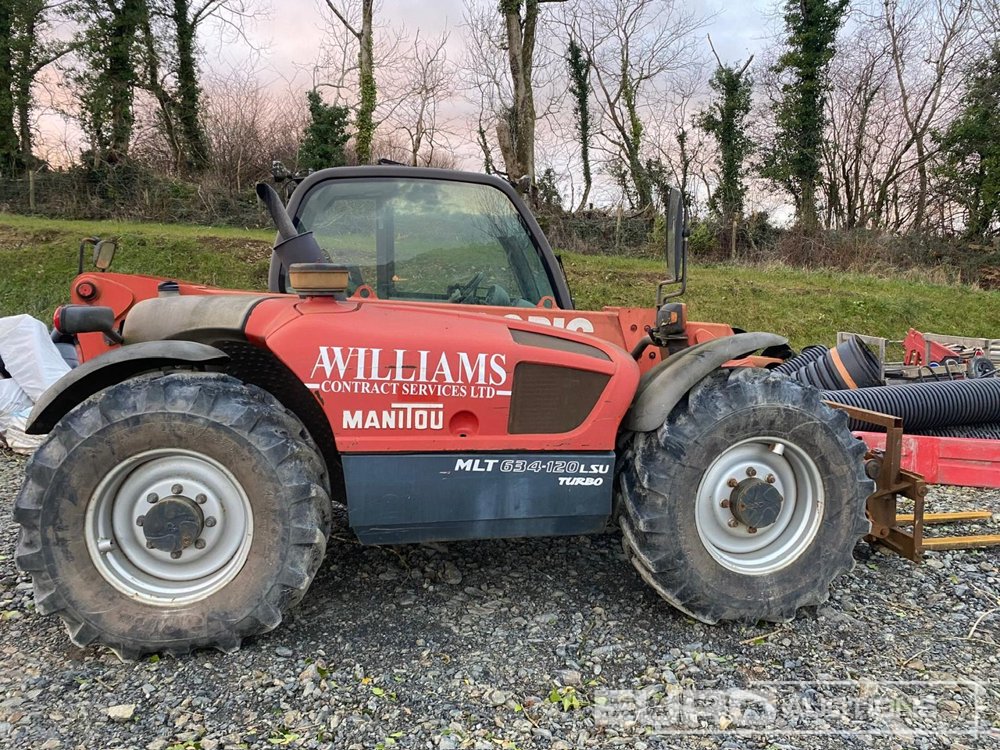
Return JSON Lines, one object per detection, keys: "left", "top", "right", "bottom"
{"left": 86, "top": 448, "right": 254, "bottom": 605}
{"left": 729, "top": 478, "right": 783, "bottom": 530}
{"left": 142, "top": 496, "right": 204, "bottom": 554}
{"left": 695, "top": 436, "right": 825, "bottom": 576}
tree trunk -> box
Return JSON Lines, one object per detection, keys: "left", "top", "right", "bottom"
{"left": 105, "top": 0, "right": 143, "bottom": 164}
{"left": 576, "top": 175, "right": 591, "bottom": 214}
{"left": 800, "top": 181, "right": 819, "bottom": 233}
{"left": 140, "top": 9, "right": 183, "bottom": 171}
{"left": 172, "top": 0, "right": 209, "bottom": 171}
{"left": 496, "top": 114, "right": 520, "bottom": 178}
{"left": 0, "top": 5, "right": 19, "bottom": 176}
{"left": 502, "top": 0, "right": 538, "bottom": 189}
{"left": 912, "top": 138, "right": 928, "bottom": 231}
{"left": 355, "top": 0, "right": 375, "bottom": 164}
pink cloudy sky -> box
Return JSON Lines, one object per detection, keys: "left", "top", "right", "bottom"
{"left": 199, "top": 0, "right": 778, "bottom": 174}
{"left": 37, "top": 0, "right": 778, "bottom": 179}
{"left": 206, "top": 0, "right": 775, "bottom": 92}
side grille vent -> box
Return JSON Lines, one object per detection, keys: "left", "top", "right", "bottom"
{"left": 508, "top": 363, "right": 610, "bottom": 434}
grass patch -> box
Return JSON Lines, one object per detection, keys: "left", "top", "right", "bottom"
{"left": 1, "top": 213, "right": 997, "bottom": 350}
{"left": 567, "top": 254, "right": 1000, "bottom": 347}
{"left": 0, "top": 214, "right": 273, "bottom": 320}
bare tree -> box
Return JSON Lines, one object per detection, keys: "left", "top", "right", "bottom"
{"left": 649, "top": 66, "right": 711, "bottom": 213}
{"left": 463, "top": 0, "right": 568, "bottom": 193}
{"left": 392, "top": 31, "right": 453, "bottom": 166}
{"left": 820, "top": 19, "right": 909, "bottom": 229}
{"left": 201, "top": 67, "right": 306, "bottom": 192}
{"left": 880, "top": 0, "right": 973, "bottom": 230}
{"left": 568, "top": 0, "right": 707, "bottom": 210}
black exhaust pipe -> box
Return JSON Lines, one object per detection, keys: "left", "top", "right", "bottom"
{"left": 256, "top": 182, "right": 326, "bottom": 292}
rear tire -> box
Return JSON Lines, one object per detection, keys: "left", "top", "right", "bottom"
{"left": 618, "top": 368, "right": 871, "bottom": 623}
{"left": 14, "top": 372, "right": 332, "bottom": 659}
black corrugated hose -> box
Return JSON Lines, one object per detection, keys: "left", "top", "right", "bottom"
{"left": 822, "top": 378, "right": 1000, "bottom": 432}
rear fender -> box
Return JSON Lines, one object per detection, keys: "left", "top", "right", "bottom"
{"left": 624, "top": 332, "right": 788, "bottom": 433}
{"left": 26, "top": 341, "right": 228, "bottom": 434}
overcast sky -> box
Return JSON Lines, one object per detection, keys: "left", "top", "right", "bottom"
{"left": 207, "top": 0, "right": 777, "bottom": 91}
{"left": 37, "top": 0, "right": 781, "bottom": 180}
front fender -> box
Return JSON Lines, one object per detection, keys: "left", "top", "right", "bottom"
{"left": 26, "top": 341, "right": 229, "bottom": 435}
{"left": 624, "top": 332, "right": 788, "bottom": 433}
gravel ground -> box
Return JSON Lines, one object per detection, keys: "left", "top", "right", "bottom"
{"left": 1, "top": 448, "right": 998, "bottom": 750}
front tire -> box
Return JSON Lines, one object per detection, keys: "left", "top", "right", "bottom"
{"left": 14, "top": 372, "right": 332, "bottom": 659}
{"left": 618, "top": 368, "right": 871, "bottom": 623}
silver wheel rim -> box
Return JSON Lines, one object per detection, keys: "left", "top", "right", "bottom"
{"left": 85, "top": 448, "right": 254, "bottom": 606}
{"left": 695, "top": 436, "right": 824, "bottom": 576}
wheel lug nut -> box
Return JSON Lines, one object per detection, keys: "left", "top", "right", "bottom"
{"left": 205, "top": 517, "right": 217, "bottom": 528}
{"left": 720, "top": 499, "right": 730, "bottom": 508}
{"left": 147, "top": 493, "right": 159, "bottom": 503}
{"left": 766, "top": 474, "right": 776, "bottom": 484}
{"left": 727, "top": 478, "right": 738, "bottom": 488}
{"left": 196, "top": 493, "right": 207, "bottom": 504}
{"left": 748, "top": 526, "right": 758, "bottom": 534}
{"left": 136, "top": 516, "right": 145, "bottom": 527}
{"left": 146, "top": 541, "right": 155, "bottom": 549}
{"left": 727, "top": 519, "right": 739, "bottom": 528}
{"left": 195, "top": 538, "right": 206, "bottom": 550}
{"left": 746, "top": 467, "right": 757, "bottom": 477}
{"left": 170, "top": 550, "right": 182, "bottom": 559}
{"left": 171, "top": 484, "right": 183, "bottom": 496}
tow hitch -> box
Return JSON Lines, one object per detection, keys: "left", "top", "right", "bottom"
{"left": 826, "top": 401, "right": 1000, "bottom": 561}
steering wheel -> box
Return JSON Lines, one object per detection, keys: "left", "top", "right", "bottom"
{"left": 448, "top": 271, "right": 485, "bottom": 303}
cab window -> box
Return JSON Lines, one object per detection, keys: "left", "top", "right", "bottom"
{"left": 293, "top": 178, "right": 556, "bottom": 306}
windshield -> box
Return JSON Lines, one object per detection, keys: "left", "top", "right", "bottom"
{"left": 293, "top": 178, "right": 556, "bottom": 306}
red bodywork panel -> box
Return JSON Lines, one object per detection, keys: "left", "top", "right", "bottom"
{"left": 67, "top": 274, "right": 768, "bottom": 454}
{"left": 247, "top": 297, "right": 640, "bottom": 452}
{"left": 858, "top": 431, "right": 1000, "bottom": 489}
{"left": 69, "top": 272, "right": 252, "bottom": 362}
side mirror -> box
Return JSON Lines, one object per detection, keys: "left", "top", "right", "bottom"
{"left": 93, "top": 238, "right": 117, "bottom": 271}
{"left": 659, "top": 187, "right": 687, "bottom": 303}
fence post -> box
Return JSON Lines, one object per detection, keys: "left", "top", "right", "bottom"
{"left": 28, "top": 169, "right": 35, "bottom": 211}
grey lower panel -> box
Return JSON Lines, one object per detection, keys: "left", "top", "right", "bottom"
{"left": 343, "top": 452, "right": 615, "bottom": 545}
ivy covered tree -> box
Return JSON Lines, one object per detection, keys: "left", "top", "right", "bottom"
{"left": 68, "top": 0, "right": 147, "bottom": 167}
{"left": 140, "top": 0, "right": 216, "bottom": 173}
{"left": 566, "top": 36, "right": 592, "bottom": 212}
{"left": 536, "top": 166, "right": 562, "bottom": 211}
{"left": 760, "top": 0, "right": 847, "bottom": 232}
{"left": 299, "top": 89, "right": 351, "bottom": 171}
{"left": 698, "top": 49, "right": 754, "bottom": 225}
{"left": 934, "top": 45, "right": 1000, "bottom": 239}
{"left": 324, "top": 0, "right": 375, "bottom": 164}
{"left": 1, "top": 0, "right": 74, "bottom": 175}
{"left": 0, "top": 4, "right": 20, "bottom": 175}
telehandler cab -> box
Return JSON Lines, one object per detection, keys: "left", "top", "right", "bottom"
{"left": 16, "top": 166, "right": 871, "bottom": 658}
